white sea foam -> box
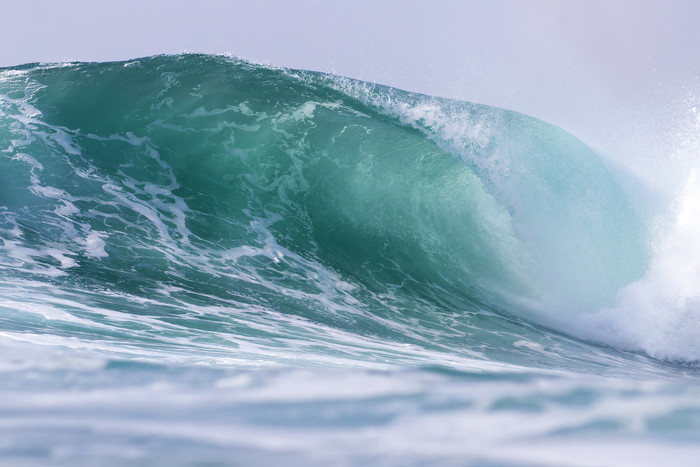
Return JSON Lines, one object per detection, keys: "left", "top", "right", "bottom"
{"left": 83, "top": 231, "right": 108, "bottom": 258}
{"left": 563, "top": 102, "right": 700, "bottom": 361}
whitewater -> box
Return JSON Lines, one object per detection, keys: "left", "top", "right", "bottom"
{"left": 1, "top": 54, "right": 700, "bottom": 466}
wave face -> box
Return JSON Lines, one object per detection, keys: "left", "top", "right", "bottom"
{"left": 1, "top": 55, "right": 699, "bottom": 466}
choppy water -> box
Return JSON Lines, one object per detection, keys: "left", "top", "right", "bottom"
{"left": 1, "top": 54, "right": 700, "bottom": 466}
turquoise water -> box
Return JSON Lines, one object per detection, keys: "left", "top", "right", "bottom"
{"left": 1, "top": 54, "right": 699, "bottom": 466}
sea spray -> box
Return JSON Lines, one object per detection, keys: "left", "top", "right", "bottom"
{"left": 576, "top": 102, "right": 700, "bottom": 360}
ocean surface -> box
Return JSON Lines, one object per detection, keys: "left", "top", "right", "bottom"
{"left": 1, "top": 54, "right": 700, "bottom": 466}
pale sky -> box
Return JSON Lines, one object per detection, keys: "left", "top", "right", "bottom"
{"left": 2, "top": 0, "right": 699, "bottom": 164}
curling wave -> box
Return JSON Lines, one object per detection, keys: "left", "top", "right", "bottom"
{"left": 0, "top": 54, "right": 683, "bottom": 365}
